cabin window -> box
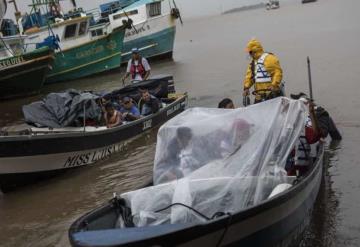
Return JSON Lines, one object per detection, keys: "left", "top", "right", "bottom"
{"left": 78, "top": 21, "right": 88, "bottom": 36}
{"left": 91, "top": 28, "right": 104, "bottom": 37}
{"left": 148, "top": 2, "right": 161, "bottom": 17}
{"left": 113, "top": 10, "right": 138, "bottom": 20}
{"left": 64, "top": 24, "right": 78, "bottom": 39}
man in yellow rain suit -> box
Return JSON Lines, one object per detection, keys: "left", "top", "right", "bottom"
{"left": 243, "top": 39, "right": 283, "bottom": 103}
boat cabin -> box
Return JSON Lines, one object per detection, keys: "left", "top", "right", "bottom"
{"left": 108, "top": 0, "right": 169, "bottom": 30}
{"left": 20, "top": 14, "right": 109, "bottom": 52}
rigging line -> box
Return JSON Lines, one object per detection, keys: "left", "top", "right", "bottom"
{"left": 154, "top": 203, "right": 211, "bottom": 221}
{"left": 215, "top": 213, "right": 233, "bottom": 247}
{"left": 0, "top": 37, "right": 15, "bottom": 56}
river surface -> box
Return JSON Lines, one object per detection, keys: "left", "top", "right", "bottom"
{"left": 1, "top": 0, "right": 360, "bottom": 246}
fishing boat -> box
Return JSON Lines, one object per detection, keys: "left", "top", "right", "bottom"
{"left": 0, "top": 46, "right": 54, "bottom": 99}
{"left": 69, "top": 97, "right": 324, "bottom": 247}
{"left": 98, "top": 0, "right": 182, "bottom": 63}
{"left": 0, "top": 76, "right": 187, "bottom": 192}
{"left": 1, "top": 16, "right": 54, "bottom": 99}
{"left": 16, "top": 0, "right": 130, "bottom": 84}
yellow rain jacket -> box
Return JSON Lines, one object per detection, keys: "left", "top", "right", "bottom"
{"left": 243, "top": 39, "right": 283, "bottom": 93}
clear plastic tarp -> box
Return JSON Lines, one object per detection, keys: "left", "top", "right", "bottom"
{"left": 121, "top": 97, "right": 307, "bottom": 227}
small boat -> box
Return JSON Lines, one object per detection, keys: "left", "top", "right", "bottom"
{"left": 0, "top": 46, "right": 54, "bottom": 99}
{"left": 98, "top": 0, "right": 182, "bottom": 63}
{"left": 0, "top": 4, "right": 54, "bottom": 100}
{"left": 16, "top": 1, "right": 130, "bottom": 84}
{"left": 302, "top": 0, "right": 317, "bottom": 3}
{"left": 0, "top": 76, "right": 187, "bottom": 192}
{"left": 69, "top": 98, "right": 324, "bottom": 247}
{"left": 266, "top": 0, "right": 280, "bottom": 10}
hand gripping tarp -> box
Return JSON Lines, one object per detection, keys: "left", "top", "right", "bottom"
{"left": 121, "top": 97, "right": 308, "bottom": 226}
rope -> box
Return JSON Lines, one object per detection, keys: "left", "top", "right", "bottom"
{"left": 154, "top": 202, "right": 233, "bottom": 246}
{"left": 154, "top": 203, "right": 212, "bottom": 221}
{"left": 0, "top": 37, "right": 15, "bottom": 56}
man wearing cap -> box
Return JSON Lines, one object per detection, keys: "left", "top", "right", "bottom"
{"left": 243, "top": 39, "right": 283, "bottom": 103}
{"left": 119, "top": 96, "right": 141, "bottom": 121}
{"left": 122, "top": 48, "right": 151, "bottom": 84}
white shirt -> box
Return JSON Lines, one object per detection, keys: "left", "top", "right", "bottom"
{"left": 126, "top": 57, "right": 151, "bottom": 81}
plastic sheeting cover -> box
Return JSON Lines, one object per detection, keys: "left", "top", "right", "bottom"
{"left": 121, "top": 97, "right": 307, "bottom": 226}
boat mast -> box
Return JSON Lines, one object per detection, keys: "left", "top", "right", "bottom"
{"left": 28, "top": 0, "right": 61, "bottom": 14}
{"left": 8, "top": 0, "right": 21, "bottom": 21}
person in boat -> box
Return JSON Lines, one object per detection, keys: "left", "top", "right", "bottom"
{"left": 119, "top": 96, "right": 141, "bottom": 121}
{"left": 243, "top": 39, "right": 283, "bottom": 103}
{"left": 138, "top": 89, "right": 161, "bottom": 116}
{"left": 156, "top": 127, "right": 203, "bottom": 184}
{"left": 290, "top": 92, "right": 342, "bottom": 141}
{"left": 286, "top": 96, "right": 324, "bottom": 175}
{"left": 216, "top": 119, "right": 252, "bottom": 157}
{"left": 218, "top": 98, "right": 235, "bottom": 109}
{"left": 122, "top": 48, "right": 151, "bottom": 84}
{"left": 104, "top": 102, "right": 122, "bottom": 128}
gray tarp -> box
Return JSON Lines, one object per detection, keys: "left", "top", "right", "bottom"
{"left": 22, "top": 89, "right": 102, "bottom": 128}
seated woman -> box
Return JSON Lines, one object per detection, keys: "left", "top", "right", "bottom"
{"left": 119, "top": 96, "right": 141, "bottom": 121}
{"left": 104, "top": 102, "right": 122, "bottom": 128}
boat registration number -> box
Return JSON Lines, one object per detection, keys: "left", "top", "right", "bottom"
{"left": 167, "top": 104, "right": 181, "bottom": 116}
{"left": 143, "top": 119, "right": 152, "bottom": 131}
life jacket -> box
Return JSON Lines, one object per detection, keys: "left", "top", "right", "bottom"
{"left": 253, "top": 53, "right": 272, "bottom": 84}
{"left": 295, "top": 116, "right": 319, "bottom": 166}
{"left": 130, "top": 57, "right": 146, "bottom": 80}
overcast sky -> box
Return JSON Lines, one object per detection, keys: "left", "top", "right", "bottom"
{"left": 4, "top": 0, "right": 271, "bottom": 20}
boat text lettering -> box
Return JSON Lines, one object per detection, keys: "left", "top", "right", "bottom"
{"left": 167, "top": 104, "right": 181, "bottom": 116}
{"left": 0, "top": 56, "right": 25, "bottom": 69}
{"left": 125, "top": 25, "right": 150, "bottom": 38}
{"left": 63, "top": 143, "right": 125, "bottom": 168}
{"left": 76, "top": 45, "right": 105, "bottom": 59}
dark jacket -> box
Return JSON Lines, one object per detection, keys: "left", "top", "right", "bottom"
{"left": 138, "top": 95, "right": 160, "bottom": 116}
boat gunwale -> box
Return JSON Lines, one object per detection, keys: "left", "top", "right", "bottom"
{"left": 0, "top": 53, "right": 54, "bottom": 73}
{"left": 69, "top": 144, "right": 324, "bottom": 245}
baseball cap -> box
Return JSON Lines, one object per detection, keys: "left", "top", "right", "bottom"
{"left": 131, "top": 47, "right": 139, "bottom": 54}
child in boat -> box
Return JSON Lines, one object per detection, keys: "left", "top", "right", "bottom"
{"left": 104, "top": 102, "right": 122, "bottom": 128}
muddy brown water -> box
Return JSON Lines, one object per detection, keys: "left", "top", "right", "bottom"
{"left": 1, "top": 0, "right": 360, "bottom": 246}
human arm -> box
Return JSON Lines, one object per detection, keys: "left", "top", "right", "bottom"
{"left": 308, "top": 102, "right": 324, "bottom": 141}
{"left": 107, "top": 112, "right": 123, "bottom": 128}
{"left": 122, "top": 61, "right": 132, "bottom": 82}
{"left": 151, "top": 97, "right": 160, "bottom": 114}
{"left": 243, "top": 63, "right": 254, "bottom": 96}
{"left": 123, "top": 107, "right": 141, "bottom": 121}
{"left": 264, "top": 54, "right": 283, "bottom": 90}
{"left": 142, "top": 58, "right": 151, "bottom": 80}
